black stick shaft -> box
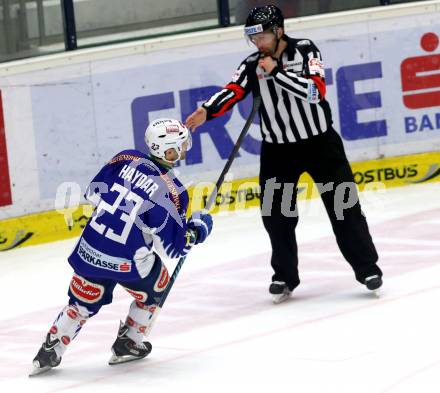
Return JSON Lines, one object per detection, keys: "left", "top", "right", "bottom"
{"left": 157, "top": 96, "right": 261, "bottom": 309}
{"left": 204, "top": 96, "right": 261, "bottom": 211}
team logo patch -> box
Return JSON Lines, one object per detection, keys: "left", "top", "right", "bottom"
{"left": 123, "top": 287, "right": 148, "bottom": 302}
{"left": 283, "top": 60, "right": 302, "bottom": 73}
{"left": 166, "top": 125, "right": 180, "bottom": 133}
{"left": 70, "top": 274, "right": 104, "bottom": 304}
{"left": 77, "top": 238, "right": 132, "bottom": 273}
{"left": 244, "top": 24, "right": 263, "bottom": 35}
{"left": 308, "top": 58, "right": 324, "bottom": 78}
{"left": 120, "top": 262, "right": 131, "bottom": 272}
{"left": 154, "top": 264, "right": 169, "bottom": 293}
{"left": 308, "top": 83, "right": 319, "bottom": 102}
{"left": 232, "top": 64, "right": 246, "bottom": 82}
{"left": 152, "top": 119, "right": 172, "bottom": 127}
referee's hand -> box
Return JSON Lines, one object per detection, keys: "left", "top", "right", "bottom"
{"left": 185, "top": 107, "right": 207, "bottom": 132}
{"left": 258, "top": 56, "right": 277, "bottom": 73}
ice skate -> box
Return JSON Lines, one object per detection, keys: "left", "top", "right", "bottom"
{"left": 269, "top": 281, "right": 292, "bottom": 304}
{"left": 108, "top": 322, "right": 152, "bottom": 365}
{"left": 364, "top": 275, "right": 383, "bottom": 297}
{"left": 29, "top": 333, "right": 62, "bottom": 377}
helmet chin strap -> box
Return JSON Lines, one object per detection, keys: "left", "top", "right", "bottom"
{"left": 164, "top": 156, "right": 179, "bottom": 165}
{"left": 272, "top": 27, "right": 283, "bottom": 57}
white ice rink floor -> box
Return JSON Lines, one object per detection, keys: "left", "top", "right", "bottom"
{"left": 1, "top": 182, "right": 440, "bottom": 393}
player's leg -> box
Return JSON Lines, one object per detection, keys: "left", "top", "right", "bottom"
{"left": 308, "top": 129, "right": 382, "bottom": 290}
{"left": 259, "top": 142, "right": 302, "bottom": 303}
{"left": 30, "top": 274, "right": 116, "bottom": 376}
{"left": 109, "top": 257, "right": 168, "bottom": 364}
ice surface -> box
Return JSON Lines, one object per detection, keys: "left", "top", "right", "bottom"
{"left": 1, "top": 183, "right": 439, "bottom": 393}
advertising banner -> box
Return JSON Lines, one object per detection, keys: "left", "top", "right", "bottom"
{"left": 1, "top": 150, "right": 439, "bottom": 251}
{"left": 0, "top": 6, "right": 439, "bottom": 220}
{"left": 0, "top": 89, "right": 12, "bottom": 208}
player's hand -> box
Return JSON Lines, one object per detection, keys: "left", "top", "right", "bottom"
{"left": 258, "top": 56, "right": 277, "bottom": 73}
{"left": 187, "top": 211, "right": 213, "bottom": 244}
{"left": 185, "top": 107, "right": 207, "bottom": 132}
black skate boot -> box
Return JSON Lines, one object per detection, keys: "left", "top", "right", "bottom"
{"left": 364, "top": 275, "right": 383, "bottom": 291}
{"left": 29, "top": 333, "right": 62, "bottom": 376}
{"left": 108, "top": 321, "right": 152, "bottom": 365}
{"left": 269, "top": 281, "right": 292, "bottom": 304}
{"left": 364, "top": 275, "right": 383, "bottom": 297}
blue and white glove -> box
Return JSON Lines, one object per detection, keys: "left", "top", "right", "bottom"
{"left": 187, "top": 211, "right": 213, "bottom": 245}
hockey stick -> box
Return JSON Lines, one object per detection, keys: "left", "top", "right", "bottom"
{"left": 144, "top": 96, "right": 261, "bottom": 337}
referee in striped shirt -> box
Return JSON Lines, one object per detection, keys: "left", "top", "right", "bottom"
{"left": 186, "top": 4, "right": 383, "bottom": 303}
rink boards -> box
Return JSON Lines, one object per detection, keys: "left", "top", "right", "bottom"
{"left": 0, "top": 150, "right": 439, "bottom": 251}
{"left": 1, "top": 1, "right": 439, "bottom": 221}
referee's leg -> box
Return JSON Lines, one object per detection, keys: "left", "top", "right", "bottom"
{"left": 259, "top": 142, "right": 301, "bottom": 291}
{"left": 309, "top": 131, "right": 382, "bottom": 283}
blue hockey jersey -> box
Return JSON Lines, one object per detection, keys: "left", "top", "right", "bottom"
{"left": 68, "top": 149, "right": 192, "bottom": 281}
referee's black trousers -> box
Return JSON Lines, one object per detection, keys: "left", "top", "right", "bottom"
{"left": 259, "top": 129, "right": 382, "bottom": 290}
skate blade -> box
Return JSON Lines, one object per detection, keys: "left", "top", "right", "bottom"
{"left": 108, "top": 353, "right": 148, "bottom": 366}
{"left": 29, "top": 364, "right": 52, "bottom": 377}
{"left": 272, "top": 292, "right": 292, "bottom": 304}
{"left": 372, "top": 289, "right": 381, "bottom": 298}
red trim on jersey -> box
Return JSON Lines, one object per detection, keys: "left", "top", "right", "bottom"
{"left": 307, "top": 75, "right": 326, "bottom": 100}
{"left": 211, "top": 83, "right": 246, "bottom": 118}
{"left": 108, "top": 154, "right": 142, "bottom": 164}
{"left": 160, "top": 173, "right": 181, "bottom": 211}
{"left": 0, "top": 90, "right": 12, "bottom": 207}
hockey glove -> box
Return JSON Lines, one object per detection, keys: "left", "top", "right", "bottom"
{"left": 187, "top": 211, "right": 213, "bottom": 245}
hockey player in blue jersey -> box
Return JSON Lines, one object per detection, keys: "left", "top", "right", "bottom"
{"left": 30, "top": 118, "right": 213, "bottom": 376}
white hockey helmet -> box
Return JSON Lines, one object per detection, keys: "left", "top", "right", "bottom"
{"left": 145, "top": 118, "right": 192, "bottom": 163}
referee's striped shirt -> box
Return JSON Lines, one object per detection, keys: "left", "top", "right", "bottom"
{"left": 202, "top": 35, "right": 333, "bottom": 144}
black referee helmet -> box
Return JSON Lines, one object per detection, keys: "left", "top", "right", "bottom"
{"left": 244, "top": 5, "right": 284, "bottom": 36}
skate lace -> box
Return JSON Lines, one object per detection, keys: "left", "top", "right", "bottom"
{"left": 133, "top": 341, "right": 147, "bottom": 350}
